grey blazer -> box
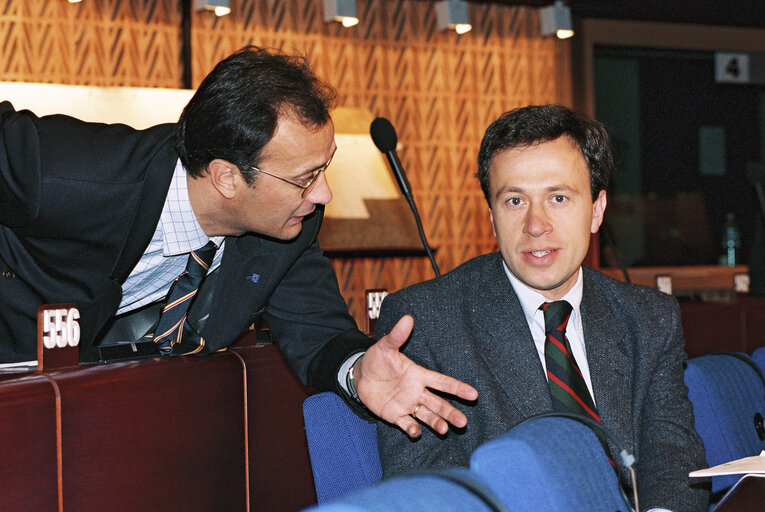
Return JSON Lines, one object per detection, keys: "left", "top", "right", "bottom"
{"left": 376, "top": 253, "right": 708, "bottom": 512}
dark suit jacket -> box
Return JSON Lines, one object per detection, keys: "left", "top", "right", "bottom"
{"left": 0, "top": 101, "right": 370, "bottom": 390}
{"left": 376, "top": 253, "right": 708, "bottom": 512}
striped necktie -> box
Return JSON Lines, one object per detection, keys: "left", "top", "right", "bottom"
{"left": 541, "top": 300, "right": 600, "bottom": 423}
{"left": 144, "top": 241, "right": 217, "bottom": 355}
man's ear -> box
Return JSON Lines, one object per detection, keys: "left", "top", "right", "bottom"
{"left": 489, "top": 207, "right": 497, "bottom": 238}
{"left": 590, "top": 190, "right": 607, "bottom": 234}
{"left": 206, "top": 159, "right": 242, "bottom": 199}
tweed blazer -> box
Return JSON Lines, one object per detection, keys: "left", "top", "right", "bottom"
{"left": 376, "top": 253, "right": 709, "bottom": 512}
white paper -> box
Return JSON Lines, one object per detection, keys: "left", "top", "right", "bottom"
{"left": 690, "top": 451, "right": 765, "bottom": 477}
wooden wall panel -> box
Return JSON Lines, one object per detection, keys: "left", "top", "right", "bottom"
{"left": 0, "top": 0, "right": 572, "bottom": 330}
{"left": 0, "top": 0, "right": 181, "bottom": 86}
{"left": 189, "top": 0, "right": 571, "bottom": 327}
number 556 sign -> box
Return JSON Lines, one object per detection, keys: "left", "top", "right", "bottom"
{"left": 37, "top": 304, "right": 80, "bottom": 370}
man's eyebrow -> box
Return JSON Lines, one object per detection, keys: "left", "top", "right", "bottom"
{"left": 297, "top": 146, "right": 337, "bottom": 176}
{"left": 493, "top": 185, "right": 524, "bottom": 201}
{"left": 544, "top": 184, "right": 579, "bottom": 194}
{"left": 492, "top": 184, "right": 580, "bottom": 201}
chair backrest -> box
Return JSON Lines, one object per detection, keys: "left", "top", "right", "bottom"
{"left": 469, "top": 415, "right": 632, "bottom": 512}
{"left": 302, "top": 468, "right": 510, "bottom": 512}
{"left": 684, "top": 352, "right": 765, "bottom": 493}
{"left": 303, "top": 391, "right": 382, "bottom": 503}
{"left": 752, "top": 346, "right": 765, "bottom": 374}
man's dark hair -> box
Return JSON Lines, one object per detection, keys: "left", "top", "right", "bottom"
{"left": 476, "top": 104, "right": 612, "bottom": 204}
{"left": 176, "top": 46, "right": 337, "bottom": 182}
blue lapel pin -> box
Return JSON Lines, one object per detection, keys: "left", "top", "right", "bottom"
{"left": 249, "top": 273, "right": 260, "bottom": 283}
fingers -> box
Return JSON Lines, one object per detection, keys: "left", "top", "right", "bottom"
{"left": 399, "top": 390, "right": 470, "bottom": 437}
{"left": 425, "top": 368, "right": 478, "bottom": 402}
{"left": 378, "top": 315, "right": 414, "bottom": 350}
{"left": 418, "top": 392, "right": 467, "bottom": 432}
{"left": 411, "top": 402, "right": 451, "bottom": 435}
{"left": 396, "top": 415, "right": 422, "bottom": 438}
{"left": 395, "top": 401, "right": 448, "bottom": 438}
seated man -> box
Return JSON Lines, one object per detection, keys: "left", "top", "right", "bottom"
{"left": 375, "top": 105, "right": 708, "bottom": 511}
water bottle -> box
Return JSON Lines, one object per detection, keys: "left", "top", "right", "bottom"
{"left": 721, "top": 212, "right": 741, "bottom": 266}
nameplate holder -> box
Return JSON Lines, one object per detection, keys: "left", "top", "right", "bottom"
{"left": 656, "top": 275, "right": 673, "bottom": 295}
{"left": 37, "top": 304, "right": 80, "bottom": 371}
{"left": 365, "top": 289, "right": 389, "bottom": 336}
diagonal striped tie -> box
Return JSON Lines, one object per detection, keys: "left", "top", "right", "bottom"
{"left": 142, "top": 241, "right": 217, "bottom": 355}
{"left": 541, "top": 300, "right": 600, "bottom": 423}
{"left": 541, "top": 301, "right": 618, "bottom": 469}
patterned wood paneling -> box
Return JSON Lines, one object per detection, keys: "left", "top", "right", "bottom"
{"left": 189, "top": 0, "right": 571, "bottom": 327}
{"left": 0, "top": 0, "right": 572, "bottom": 330}
{"left": 0, "top": 0, "right": 181, "bottom": 86}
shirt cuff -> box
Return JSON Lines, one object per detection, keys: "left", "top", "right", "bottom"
{"left": 337, "top": 351, "right": 365, "bottom": 395}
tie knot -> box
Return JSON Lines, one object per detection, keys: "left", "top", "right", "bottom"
{"left": 540, "top": 300, "right": 573, "bottom": 334}
{"left": 186, "top": 240, "right": 218, "bottom": 276}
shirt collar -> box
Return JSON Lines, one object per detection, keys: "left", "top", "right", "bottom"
{"left": 160, "top": 159, "right": 224, "bottom": 256}
{"left": 502, "top": 260, "right": 584, "bottom": 332}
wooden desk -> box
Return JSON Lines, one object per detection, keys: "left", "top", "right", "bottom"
{"left": 0, "top": 373, "right": 58, "bottom": 510}
{"left": 679, "top": 297, "right": 765, "bottom": 358}
{"left": 0, "top": 333, "right": 318, "bottom": 512}
{"left": 232, "top": 339, "right": 318, "bottom": 512}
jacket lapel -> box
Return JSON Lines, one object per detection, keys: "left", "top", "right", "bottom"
{"left": 581, "top": 269, "right": 634, "bottom": 450}
{"left": 110, "top": 129, "right": 178, "bottom": 283}
{"left": 196, "top": 235, "right": 278, "bottom": 347}
{"left": 469, "top": 254, "right": 553, "bottom": 418}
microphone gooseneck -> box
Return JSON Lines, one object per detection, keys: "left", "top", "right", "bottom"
{"left": 370, "top": 117, "right": 440, "bottom": 277}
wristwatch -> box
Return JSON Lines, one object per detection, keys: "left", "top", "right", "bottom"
{"left": 345, "top": 353, "right": 364, "bottom": 401}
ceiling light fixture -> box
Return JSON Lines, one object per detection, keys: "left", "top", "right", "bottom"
{"left": 436, "top": 0, "right": 472, "bottom": 35}
{"left": 194, "top": 0, "right": 231, "bottom": 17}
{"left": 540, "top": 1, "right": 574, "bottom": 39}
{"left": 322, "top": 0, "right": 359, "bottom": 28}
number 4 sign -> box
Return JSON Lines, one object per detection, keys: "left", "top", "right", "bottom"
{"left": 715, "top": 53, "right": 751, "bottom": 83}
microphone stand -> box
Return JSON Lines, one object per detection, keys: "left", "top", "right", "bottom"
{"left": 382, "top": 150, "right": 440, "bottom": 278}
{"left": 406, "top": 189, "right": 440, "bottom": 278}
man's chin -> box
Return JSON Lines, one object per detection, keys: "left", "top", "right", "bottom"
{"left": 278, "top": 222, "right": 304, "bottom": 240}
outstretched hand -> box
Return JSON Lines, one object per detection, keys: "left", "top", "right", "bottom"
{"left": 353, "top": 315, "right": 478, "bottom": 438}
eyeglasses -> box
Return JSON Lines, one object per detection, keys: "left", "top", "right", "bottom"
{"left": 251, "top": 148, "right": 336, "bottom": 198}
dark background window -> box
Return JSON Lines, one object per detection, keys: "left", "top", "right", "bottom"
{"left": 594, "top": 46, "right": 764, "bottom": 267}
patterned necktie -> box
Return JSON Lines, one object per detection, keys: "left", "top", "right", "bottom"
{"left": 144, "top": 241, "right": 217, "bottom": 355}
{"left": 541, "top": 300, "right": 600, "bottom": 424}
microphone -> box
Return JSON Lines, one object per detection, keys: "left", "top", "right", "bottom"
{"left": 370, "top": 118, "right": 412, "bottom": 199}
{"left": 370, "top": 117, "right": 440, "bottom": 277}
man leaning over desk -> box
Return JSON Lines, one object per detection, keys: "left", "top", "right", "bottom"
{"left": 0, "top": 46, "right": 477, "bottom": 437}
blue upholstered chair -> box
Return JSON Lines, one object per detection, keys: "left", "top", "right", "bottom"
{"left": 303, "top": 392, "right": 382, "bottom": 503}
{"left": 469, "top": 414, "right": 632, "bottom": 512}
{"left": 302, "top": 469, "right": 509, "bottom": 512}
{"left": 752, "top": 346, "right": 765, "bottom": 373}
{"left": 684, "top": 352, "right": 765, "bottom": 494}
